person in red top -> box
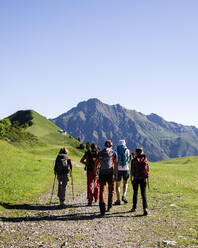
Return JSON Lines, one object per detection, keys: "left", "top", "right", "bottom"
{"left": 80, "top": 143, "right": 99, "bottom": 206}
{"left": 130, "top": 148, "right": 149, "bottom": 216}
{"left": 54, "top": 147, "right": 72, "bottom": 207}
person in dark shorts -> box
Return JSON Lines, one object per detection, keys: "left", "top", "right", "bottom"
{"left": 114, "top": 140, "right": 131, "bottom": 205}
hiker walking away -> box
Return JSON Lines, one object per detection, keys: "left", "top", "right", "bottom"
{"left": 114, "top": 139, "right": 131, "bottom": 205}
{"left": 97, "top": 140, "right": 117, "bottom": 215}
{"left": 54, "top": 147, "right": 72, "bottom": 207}
{"left": 80, "top": 143, "right": 99, "bottom": 206}
{"left": 130, "top": 148, "right": 149, "bottom": 216}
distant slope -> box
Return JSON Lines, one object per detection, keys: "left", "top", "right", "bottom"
{"left": 51, "top": 98, "right": 198, "bottom": 161}
{"left": 9, "top": 110, "right": 59, "bottom": 137}
{"left": 7, "top": 110, "right": 82, "bottom": 148}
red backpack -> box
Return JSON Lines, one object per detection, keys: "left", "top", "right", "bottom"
{"left": 134, "top": 154, "right": 149, "bottom": 179}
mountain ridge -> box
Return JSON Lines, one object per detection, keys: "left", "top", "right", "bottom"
{"left": 50, "top": 98, "right": 198, "bottom": 161}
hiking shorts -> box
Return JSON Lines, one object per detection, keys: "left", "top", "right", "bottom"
{"left": 117, "top": 170, "right": 129, "bottom": 182}
{"left": 99, "top": 169, "right": 114, "bottom": 184}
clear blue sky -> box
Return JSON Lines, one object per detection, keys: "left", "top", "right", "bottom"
{"left": 1, "top": 0, "right": 198, "bottom": 127}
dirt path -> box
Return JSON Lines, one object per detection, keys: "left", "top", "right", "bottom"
{"left": 0, "top": 183, "right": 159, "bottom": 248}
{"left": 1, "top": 163, "right": 194, "bottom": 248}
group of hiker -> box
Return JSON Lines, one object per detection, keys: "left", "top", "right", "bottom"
{"left": 54, "top": 139, "right": 149, "bottom": 216}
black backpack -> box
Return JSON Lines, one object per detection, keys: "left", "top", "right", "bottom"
{"left": 54, "top": 154, "right": 69, "bottom": 175}
{"left": 87, "top": 150, "right": 98, "bottom": 171}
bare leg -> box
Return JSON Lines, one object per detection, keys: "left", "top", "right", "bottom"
{"left": 123, "top": 180, "right": 128, "bottom": 198}
{"left": 122, "top": 180, "right": 128, "bottom": 203}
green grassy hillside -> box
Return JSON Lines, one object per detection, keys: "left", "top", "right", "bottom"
{"left": 0, "top": 110, "right": 86, "bottom": 207}
{"left": 8, "top": 110, "right": 81, "bottom": 147}
{"left": 0, "top": 140, "right": 53, "bottom": 203}
{"left": 0, "top": 139, "right": 85, "bottom": 205}
{"left": 26, "top": 110, "right": 85, "bottom": 161}
{"left": 27, "top": 110, "right": 59, "bottom": 137}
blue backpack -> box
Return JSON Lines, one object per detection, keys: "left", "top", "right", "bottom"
{"left": 117, "top": 145, "right": 128, "bottom": 165}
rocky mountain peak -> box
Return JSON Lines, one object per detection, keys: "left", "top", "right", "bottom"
{"left": 51, "top": 99, "right": 198, "bottom": 161}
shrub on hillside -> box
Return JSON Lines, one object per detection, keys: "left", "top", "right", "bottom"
{"left": 0, "top": 118, "right": 11, "bottom": 127}
{"left": 0, "top": 118, "right": 11, "bottom": 138}
{"left": 9, "top": 110, "right": 33, "bottom": 127}
{"left": 0, "top": 118, "right": 38, "bottom": 146}
{"left": 78, "top": 143, "right": 85, "bottom": 150}
{"left": 0, "top": 123, "right": 5, "bottom": 137}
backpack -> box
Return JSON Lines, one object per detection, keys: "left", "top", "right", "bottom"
{"left": 54, "top": 154, "right": 69, "bottom": 175}
{"left": 98, "top": 148, "right": 114, "bottom": 170}
{"left": 86, "top": 150, "right": 98, "bottom": 171}
{"left": 117, "top": 145, "right": 128, "bottom": 166}
{"left": 134, "top": 154, "right": 149, "bottom": 179}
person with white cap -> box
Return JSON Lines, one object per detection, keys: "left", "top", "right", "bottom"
{"left": 114, "top": 139, "right": 131, "bottom": 205}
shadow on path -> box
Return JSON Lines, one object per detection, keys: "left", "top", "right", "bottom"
{"left": 0, "top": 210, "right": 145, "bottom": 223}
{"left": 0, "top": 202, "right": 88, "bottom": 211}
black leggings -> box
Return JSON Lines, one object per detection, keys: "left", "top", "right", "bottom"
{"left": 132, "top": 178, "right": 148, "bottom": 209}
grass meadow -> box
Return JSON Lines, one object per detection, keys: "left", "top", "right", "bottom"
{"left": 0, "top": 140, "right": 85, "bottom": 207}
{"left": 0, "top": 139, "right": 197, "bottom": 246}
{"left": 125, "top": 157, "right": 198, "bottom": 247}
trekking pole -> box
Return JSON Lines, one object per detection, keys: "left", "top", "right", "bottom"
{"left": 70, "top": 171, "right": 74, "bottom": 200}
{"left": 147, "top": 178, "right": 150, "bottom": 191}
{"left": 49, "top": 174, "right": 56, "bottom": 205}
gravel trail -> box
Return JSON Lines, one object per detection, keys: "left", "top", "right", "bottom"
{"left": 0, "top": 185, "right": 155, "bottom": 248}
{"left": 0, "top": 163, "right": 196, "bottom": 247}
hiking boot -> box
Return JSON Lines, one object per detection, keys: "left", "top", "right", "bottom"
{"left": 122, "top": 196, "right": 128, "bottom": 204}
{"left": 107, "top": 205, "right": 112, "bottom": 212}
{"left": 129, "top": 208, "right": 136, "bottom": 212}
{"left": 88, "top": 200, "right": 92, "bottom": 206}
{"left": 114, "top": 200, "right": 121, "bottom": 205}
{"left": 107, "top": 201, "right": 112, "bottom": 212}
{"left": 99, "top": 203, "right": 106, "bottom": 216}
{"left": 143, "top": 208, "right": 148, "bottom": 216}
{"left": 59, "top": 201, "right": 66, "bottom": 208}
